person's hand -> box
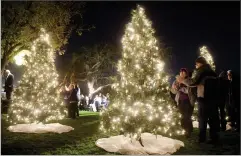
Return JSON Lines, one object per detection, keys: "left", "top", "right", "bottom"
{"left": 176, "top": 76, "right": 184, "bottom": 83}
{"left": 172, "top": 82, "right": 178, "bottom": 90}
{"left": 172, "top": 82, "right": 176, "bottom": 89}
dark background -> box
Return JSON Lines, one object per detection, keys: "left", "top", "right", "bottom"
{"left": 8, "top": 1, "right": 241, "bottom": 85}
{"left": 64, "top": 1, "right": 240, "bottom": 74}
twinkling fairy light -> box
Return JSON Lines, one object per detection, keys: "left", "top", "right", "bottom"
{"left": 192, "top": 102, "right": 198, "bottom": 121}
{"left": 200, "top": 46, "right": 215, "bottom": 71}
{"left": 7, "top": 28, "right": 67, "bottom": 124}
{"left": 99, "top": 5, "right": 183, "bottom": 139}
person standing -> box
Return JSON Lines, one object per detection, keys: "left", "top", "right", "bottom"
{"left": 227, "top": 70, "right": 240, "bottom": 132}
{"left": 217, "top": 71, "right": 229, "bottom": 131}
{"left": 76, "top": 84, "right": 80, "bottom": 117}
{"left": 171, "top": 68, "right": 195, "bottom": 137}
{"left": 94, "top": 94, "right": 102, "bottom": 112}
{"left": 65, "top": 82, "right": 79, "bottom": 119}
{"left": 177, "top": 56, "right": 220, "bottom": 144}
{"left": 4, "top": 70, "right": 14, "bottom": 100}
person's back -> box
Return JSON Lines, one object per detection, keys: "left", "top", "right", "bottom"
{"left": 230, "top": 73, "right": 240, "bottom": 105}
{"left": 218, "top": 78, "right": 229, "bottom": 97}
{"left": 198, "top": 63, "right": 219, "bottom": 143}
{"left": 5, "top": 73, "right": 14, "bottom": 91}
{"left": 204, "top": 78, "right": 218, "bottom": 101}
{"left": 227, "top": 70, "right": 240, "bottom": 131}
{"left": 68, "top": 86, "right": 79, "bottom": 102}
{"left": 68, "top": 85, "right": 79, "bottom": 118}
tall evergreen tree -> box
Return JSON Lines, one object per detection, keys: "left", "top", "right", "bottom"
{"left": 100, "top": 5, "right": 183, "bottom": 139}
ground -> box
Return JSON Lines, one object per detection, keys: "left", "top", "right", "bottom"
{"left": 1, "top": 111, "right": 240, "bottom": 155}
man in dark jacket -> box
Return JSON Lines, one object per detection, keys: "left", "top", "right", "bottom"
{"left": 65, "top": 83, "right": 79, "bottom": 119}
{"left": 217, "top": 71, "right": 229, "bottom": 131}
{"left": 4, "top": 70, "right": 14, "bottom": 100}
{"left": 177, "top": 56, "right": 220, "bottom": 144}
{"left": 227, "top": 70, "right": 240, "bottom": 132}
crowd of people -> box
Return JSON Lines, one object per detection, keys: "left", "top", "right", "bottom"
{"left": 87, "top": 93, "right": 110, "bottom": 112}
{"left": 170, "top": 56, "right": 240, "bottom": 144}
{"left": 60, "top": 83, "right": 110, "bottom": 119}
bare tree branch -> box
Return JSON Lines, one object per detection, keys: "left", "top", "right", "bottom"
{"left": 89, "top": 83, "right": 113, "bottom": 97}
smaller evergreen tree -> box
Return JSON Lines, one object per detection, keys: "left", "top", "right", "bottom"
{"left": 200, "top": 46, "right": 215, "bottom": 71}
{"left": 8, "top": 28, "right": 67, "bottom": 124}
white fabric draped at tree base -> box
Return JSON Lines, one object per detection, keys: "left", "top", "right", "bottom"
{"left": 96, "top": 133, "right": 184, "bottom": 155}
{"left": 7, "top": 123, "right": 74, "bottom": 134}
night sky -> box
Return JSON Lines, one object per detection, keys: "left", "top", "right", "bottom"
{"left": 65, "top": 1, "right": 240, "bottom": 75}
{"left": 7, "top": 1, "right": 240, "bottom": 85}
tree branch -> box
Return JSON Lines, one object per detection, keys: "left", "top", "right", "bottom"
{"left": 2, "top": 42, "right": 24, "bottom": 63}
{"left": 8, "top": 45, "right": 30, "bottom": 60}
{"left": 89, "top": 83, "right": 113, "bottom": 97}
{"left": 97, "top": 76, "right": 112, "bottom": 81}
{"left": 76, "top": 78, "right": 87, "bottom": 82}
{"left": 90, "top": 61, "right": 101, "bottom": 70}
{"left": 86, "top": 70, "right": 99, "bottom": 76}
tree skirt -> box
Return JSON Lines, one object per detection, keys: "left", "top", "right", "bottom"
{"left": 7, "top": 123, "right": 74, "bottom": 134}
{"left": 95, "top": 133, "right": 184, "bottom": 155}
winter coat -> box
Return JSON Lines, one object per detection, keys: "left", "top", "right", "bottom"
{"left": 217, "top": 77, "right": 229, "bottom": 103}
{"left": 227, "top": 74, "right": 240, "bottom": 107}
{"left": 183, "top": 64, "right": 217, "bottom": 98}
{"left": 188, "top": 86, "right": 197, "bottom": 107}
{"left": 171, "top": 81, "right": 192, "bottom": 106}
{"left": 68, "top": 86, "right": 79, "bottom": 102}
{"left": 5, "top": 73, "right": 14, "bottom": 92}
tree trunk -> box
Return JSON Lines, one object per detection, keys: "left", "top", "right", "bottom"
{"left": 87, "top": 80, "right": 95, "bottom": 98}
{"left": 1, "top": 55, "right": 8, "bottom": 76}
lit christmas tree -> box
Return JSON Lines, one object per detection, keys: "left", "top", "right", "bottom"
{"left": 7, "top": 28, "right": 67, "bottom": 124}
{"left": 200, "top": 46, "right": 215, "bottom": 71}
{"left": 99, "top": 5, "right": 183, "bottom": 140}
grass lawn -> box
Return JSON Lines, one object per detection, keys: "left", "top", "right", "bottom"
{"left": 1, "top": 111, "right": 240, "bottom": 155}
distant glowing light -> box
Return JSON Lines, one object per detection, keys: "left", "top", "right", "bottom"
{"left": 14, "top": 50, "right": 30, "bottom": 66}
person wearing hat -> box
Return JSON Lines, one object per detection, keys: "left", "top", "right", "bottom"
{"left": 177, "top": 56, "right": 220, "bottom": 144}
{"left": 171, "top": 68, "right": 195, "bottom": 137}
